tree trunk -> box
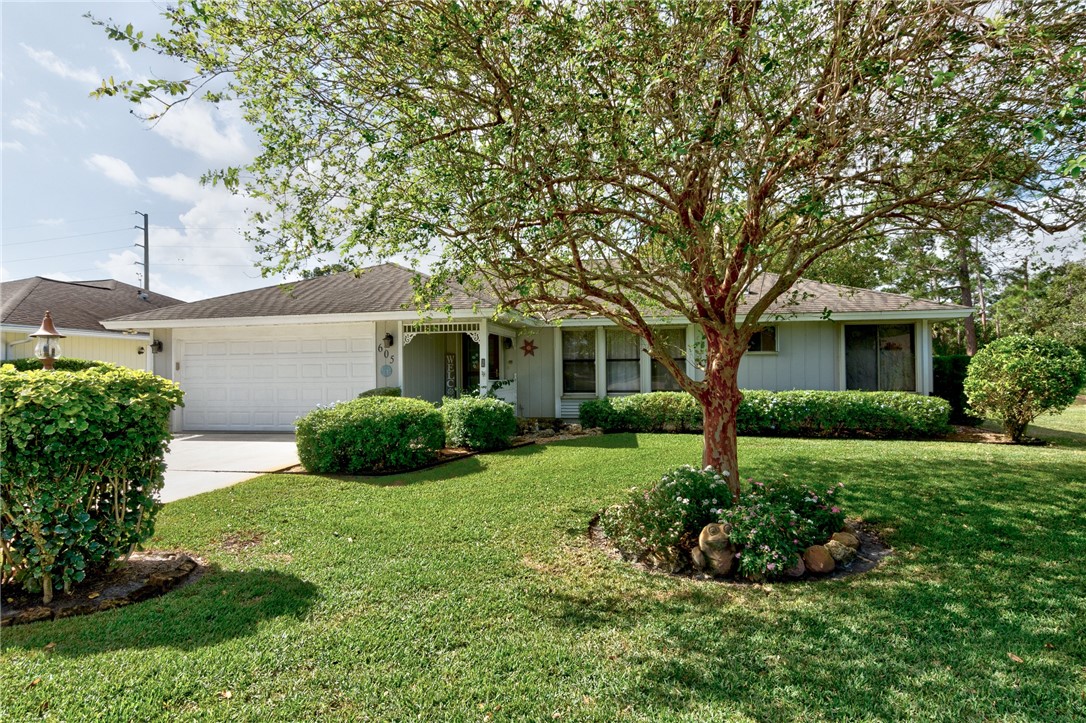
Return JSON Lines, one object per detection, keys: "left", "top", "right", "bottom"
{"left": 699, "top": 327, "right": 744, "bottom": 501}
{"left": 957, "top": 242, "right": 977, "bottom": 355}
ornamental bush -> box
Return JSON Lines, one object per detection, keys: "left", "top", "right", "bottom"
{"left": 581, "top": 390, "right": 950, "bottom": 438}
{"left": 441, "top": 396, "right": 517, "bottom": 451}
{"left": 1, "top": 364, "right": 184, "bottom": 603}
{"left": 964, "top": 335, "right": 1086, "bottom": 441}
{"left": 358, "top": 386, "right": 402, "bottom": 398}
{"left": 722, "top": 480, "right": 846, "bottom": 581}
{"left": 6, "top": 357, "right": 107, "bottom": 372}
{"left": 295, "top": 396, "right": 445, "bottom": 474}
{"left": 600, "top": 465, "right": 733, "bottom": 560}
{"left": 933, "top": 355, "right": 981, "bottom": 425}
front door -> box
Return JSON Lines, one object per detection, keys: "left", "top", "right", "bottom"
{"left": 461, "top": 334, "right": 480, "bottom": 393}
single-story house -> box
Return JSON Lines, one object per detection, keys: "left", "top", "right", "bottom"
{"left": 101, "top": 263, "right": 971, "bottom": 432}
{"left": 1, "top": 277, "right": 183, "bottom": 370}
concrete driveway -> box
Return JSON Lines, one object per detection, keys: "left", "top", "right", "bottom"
{"left": 161, "top": 433, "right": 299, "bottom": 503}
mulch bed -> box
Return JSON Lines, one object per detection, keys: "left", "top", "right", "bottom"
{"left": 588, "top": 517, "right": 892, "bottom": 584}
{"left": 1, "top": 551, "right": 206, "bottom": 627}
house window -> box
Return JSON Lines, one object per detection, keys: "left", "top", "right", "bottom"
{"left": 651, "top": 328, "right": 686, "bottom": 391}
{"left": 606, "top": 329, "right": 640, "bottom": 393}
{"left": 747, "top": 326, "right": 777, "bottom": 352}
{"left": 845, "top": 324, "right": 916, "bottom": 391}
{"left": 562, "top": 329, "right": 596, "bottom": 394}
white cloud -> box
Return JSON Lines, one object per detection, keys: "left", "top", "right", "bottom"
{"left": 21, "top": 43, "right": 100, "bottom": 85}
{"left": 9, "top": 97, "right": 85, "bottom": 137}
{"left": 108, "top": 48, "right": 133, "bottom": 75}
{"left": 85, "top": 154, "right": 141, "bottom": 188}
{"left": 96, "top": 175, "right": 281, "bottom": 300}
{"left": 143, "top": 100, "right": 251, "bottom": 164}
{"left": 146, "top": 173, "right": 205, "bottom": 203}
{"left": 1, "top": 140, "right": 25, "bottom": 152}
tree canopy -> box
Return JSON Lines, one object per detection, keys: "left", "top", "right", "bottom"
{"left": 95, "top": 0, "right": 1086, "bottom": 490}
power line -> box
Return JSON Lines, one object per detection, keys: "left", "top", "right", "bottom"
{"left": 2, "top": 228, "right": 137, "bottom": 247}
{"left": 1, "top": 213, "right": 131, "bottom": 232}
{"left": 6, "top": 245, "right": 133, "bottom": 263}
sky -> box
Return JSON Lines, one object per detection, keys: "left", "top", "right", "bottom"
{"left": 1, "top": 2, "right": 1082, "bottom": 305}
{"left": 1, "top": 1, "right": 294, "bottom": 302}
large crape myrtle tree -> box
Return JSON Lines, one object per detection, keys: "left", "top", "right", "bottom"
{"left": 96, "top": 1, "right": 1085, "bottom": 497}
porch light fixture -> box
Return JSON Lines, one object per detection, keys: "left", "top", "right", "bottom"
{"left": 29, "top": 311, "right": 65, "bottom": 371}
{"left": 150, "top": 340, "right": 164, "bottom": 354}
{"left": 383, "top": 332, "right": 395, "bottom": 348}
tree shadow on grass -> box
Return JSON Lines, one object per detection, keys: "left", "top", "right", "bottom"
{"left": 1, "top": 567, "right": 319, "bottom": 657}
{"left": 531, "top": 446, "right": 1086, "bottom": 718}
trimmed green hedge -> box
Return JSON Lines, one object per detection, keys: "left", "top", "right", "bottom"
{"left": 441, "top": 396, "right": 517, "bottom": 451}
{"left": 1, "top": 364, "right": 184, "bottom": 603}
{"left": 581, "top": 390, "right": 951, "bottom": 438}
{"left": 358, "top": 386, "right": 402, "bottom": 398}
{"left": 5, "top": 357, "right": 107, "bottom": 372}
{"left": 933, "top": 355, "right": 981, "bottom": 425}
{"left": 296, "top": 396, "right": 445, "bottom": 474}
{"left": 581, "top": 392, "right": 701, "bottom": 432}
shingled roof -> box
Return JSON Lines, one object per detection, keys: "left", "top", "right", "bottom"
{"left": 102, "top": 262, "right": 968, "bottom": 326}
{"left": 738, "top": 274, "right": 967, "bottom": 316}
{"left": 106, "top": 263, "right": 494, "bottom": 324}
{"left": 1, "top": 277, "right": 183, "bottom": 334}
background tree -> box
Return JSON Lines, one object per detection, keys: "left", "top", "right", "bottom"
{"left": 95, "top": 1, "right": 1086, "bottom": 495}
{"left": 994, "top": 261, "right": 1086, "bottom": 357}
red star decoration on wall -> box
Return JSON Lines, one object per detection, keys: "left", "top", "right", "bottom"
{"left": 520, "top": 339, "right": 537, "bottom": 357}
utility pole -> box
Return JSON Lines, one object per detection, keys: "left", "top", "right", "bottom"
{"left": 134, "top": 211, "right": 149, "bottom": 291}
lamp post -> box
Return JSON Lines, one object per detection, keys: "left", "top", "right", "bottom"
{"left": 29, "top": 311, "right": 65, "bottom": 371}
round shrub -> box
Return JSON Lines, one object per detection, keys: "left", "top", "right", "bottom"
{"left": 358, "top": 386, "right": 402, "bottom": 398}
{"left": 296, "top": 396, "right": 445, "bottom": 474}
{"left": 441, "top": 396, "right": 516, "bottom": 451}
{"left": 600, "top": 465, "right": 733, "bottom": 560}
{"left": 964, "top": 335, "right": 1086, "bottom": 441}
{"left": 1, "top": 364, "right": 184, "bottom": 603}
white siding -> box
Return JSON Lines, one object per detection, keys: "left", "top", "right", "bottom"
{"left": 737, "top": 321, "right": 837, "bottom": 391}
{"left": 2, "top": 330, "right": 149, "bottom": 370}
{"left": 402, "top": 333, "right": 448, "bottom": 403}
{"left": 507, "top": 329, "right": 555, "bottom": 418}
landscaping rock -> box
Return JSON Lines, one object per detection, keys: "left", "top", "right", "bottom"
{"left": 803, "top": 545, "right": 835, "bottom": 574}
{"left": 535, "top": 429, "right": 556, "bottom": 438}
{"left": 662, "top": 422, "right": 679, "bottom": 433}
{"left": 698, "top": 523, "right": 736, "bottom": 576}
{"left": 825, "top": 539, "right": 856, "bottom": 564}
{"left": 784, "top": 556, "right": 806, "bottom": 578}
{"left": 831, "top": 532, "right": 860, "bottom": 550}
{"left": 563, "top": 423, "right": 583, "bottom": 434}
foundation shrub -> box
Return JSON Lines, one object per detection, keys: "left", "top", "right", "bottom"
{"left": 582, "top": 390, "right": 950, "bottom": 438}
{"left": 933, "top": 355, "right": 981, "bottom": 425}
{"left": 0, "top": 364, "right": 183, "bottom": 603}
{"left": 296, "top": 396, "right": 445, "bottom": 474}
{"left": 441, "top": 396, "right": 516, "bottom": 451}
{"left": 6, "top": 358, "right": 107, "bottom": 372}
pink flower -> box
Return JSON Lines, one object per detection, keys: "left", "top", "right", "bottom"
{"left": 831, "top": 506, "right": 841, "bottom": 514}
{"left": 767, "top": 563, "right": 776, "bottom": 571}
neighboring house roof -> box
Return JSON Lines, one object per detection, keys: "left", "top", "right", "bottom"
{"left": 1, "top": 277, "right": 184, "bottom": 334}
{"left": 106, "top": 263, "right": 493, "bottom": 325}
{"left": 103, "top": 262, "right": 970, "bottom": 328}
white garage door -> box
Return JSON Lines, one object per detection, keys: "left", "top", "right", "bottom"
{"left": 177, "top": 323, "right": 376, "bottom": 431}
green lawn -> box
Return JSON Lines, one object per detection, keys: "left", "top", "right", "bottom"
{"left": 982, "top": 397, "right": 1086, "bottom": 448}
{"left": 3, "top": 434, "right": 1085, "bottom": 721}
